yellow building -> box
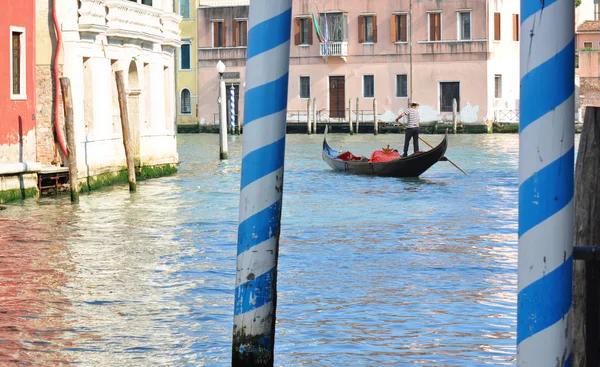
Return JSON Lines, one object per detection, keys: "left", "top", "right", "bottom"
{"left": 176, "top": 0, "right": 200, "bottom": 127}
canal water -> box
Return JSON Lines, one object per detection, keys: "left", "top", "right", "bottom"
{"left": 0, "top": 133, "right": 580, "bottom": 366}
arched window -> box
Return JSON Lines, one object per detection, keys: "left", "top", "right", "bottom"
{"left": 181, "top": 89, "right": 191, "bottom": 114}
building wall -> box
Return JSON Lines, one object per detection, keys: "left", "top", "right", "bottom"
{"left": 36, "top": 0, "right": 181, "bottom": 180}
{"left": 579, "top": 51, "right": 600, "bottom": 77}
{"left": 197, "top": 0, "right": 519, "bottom": 125}
{"left": 176, "top": 0, "right": 200, "bottom": 126}
{"left": 0, "top": 0, "right": 38, "bottom": 196}
{"left": 577, "top": 32, "right": 600, "bottom": 49}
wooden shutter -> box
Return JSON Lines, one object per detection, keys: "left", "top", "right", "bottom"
{"left": 308, "top": 19, "right": 313, "bottom": 45}
{"left": 294, "top": 18, "right": 300, "bottom": 45}
{"left": 430, "top": 13, "right": 440, "bottom": 41}
{"left": 222, "top": 22, "right": 227, "bottom": 47}
{"left": 400, "top": 15, "right": 407, "bottom": 42}
{"left": 358, "top": 15, "right": 365, "bottom": 43}
{"left": 494, "top": 13, "right": 501, "bottom": 40}
{"left": 213, "top": 22, "right": 218, "bottom": 47}
{"left": 373, "top": 15, "right": 378, "bottom": 43}
{"left": 233, "top": 21, "right": 239, "bottom": 47}
{"left": 242, "top": 21, "right": 247, "bottom": 46}
{"left": 513, "top": 14, "right": 519, "bottom": 41}
{"left": 390, "top": 15, "right": 397, "bottom": 42}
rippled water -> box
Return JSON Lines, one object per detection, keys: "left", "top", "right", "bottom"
{"left": 0, "top": 133, "right": 580, "bottom": 366}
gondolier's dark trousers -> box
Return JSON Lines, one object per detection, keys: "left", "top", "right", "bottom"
{"left": 403, "top": 127, "right": 419, "bottom": 155}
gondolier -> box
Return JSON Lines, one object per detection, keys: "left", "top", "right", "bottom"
{"left": 395, "top": 102, "right": 421, "bottom": 157}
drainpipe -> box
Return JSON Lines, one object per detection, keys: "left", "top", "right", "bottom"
{"left": 51, "top": 0, "right": 69, "bottom": 159}
{"left": 409, "top": 0, "right": 413, "bottom": 104}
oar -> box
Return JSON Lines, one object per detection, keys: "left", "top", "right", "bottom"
{"left": 419, "top": 137, "right": 468, "bottom": 176}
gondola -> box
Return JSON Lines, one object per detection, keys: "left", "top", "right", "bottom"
{"left": 322, "top": 126, "right": 448, "bottom": 178}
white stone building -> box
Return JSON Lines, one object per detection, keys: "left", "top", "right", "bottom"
{"left": 36, "top": 0, "right": 181, "bottom": 185}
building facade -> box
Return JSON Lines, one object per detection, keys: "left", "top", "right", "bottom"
{"left": 196, "top": 0, "right": 520, "bottom": 126}
{"left": 577, "top": 21, "right": 600, "bottom": 116}
{"left": 0, "top": 0, "right": 38, "bottom": 203}
{"left": 36, "top": 0, "right": 181, "bottom": 187}
{"left": 176, "top": 0, "right": 201, "bottom": 126}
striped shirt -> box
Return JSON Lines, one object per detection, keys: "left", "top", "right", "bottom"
{"left": 402, "top": 108, "right": 420, "bottom": 128}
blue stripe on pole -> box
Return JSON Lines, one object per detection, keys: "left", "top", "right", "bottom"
{"left": 521, "top": 0, "right": 559, "bottom": 22}
{"left": 237, "top": 200, "right": 282, "bottom": 255}
{"left": 519, "top": 39, "right": 575, "bottom": 132}
{"left": 566, "top": 355, "right": 572, "bottom": 367}
{"left": 240, "top": 137, "right": 285, "bottom": 190}
{"left": 518, "top": 146, "right": 574, "bottom": 237}
{"left": 247, "top": 8, "right": 292, "bottom": 59}
{"left": 517, "top": 255, "right": 572, "bottom": 344}
{"left": 244, "top": 73, "right": 289, "bottom": 125}
{"left": 234, "top": 267, "right": 275, "bottom": 315}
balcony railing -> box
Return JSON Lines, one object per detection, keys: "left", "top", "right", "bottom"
{"left": 320, "top": 42, "right": 348, "bottom": 59}
{"left": 77, "top": 0, "right": 181, "bottom": 46}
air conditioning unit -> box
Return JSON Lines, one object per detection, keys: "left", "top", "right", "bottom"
{"left": 182, "top": 105, "right": 191, "bottom": 114}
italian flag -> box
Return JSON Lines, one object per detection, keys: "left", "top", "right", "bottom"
{"left": 312, "top": 10, "right": 324, "bottom": 43}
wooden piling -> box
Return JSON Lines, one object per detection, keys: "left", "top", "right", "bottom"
{"left": 355, "top": 97, "right": 360, "bottom": 134}
{"left": 115, "top": 70, "right": 137, "bottom": 192}
{"left": 452, "top": 98, "right": 458, "bottom": 134}
{"left": 307, "top": 98, "right": 312, "bottom": 134}
{"left": 348, "top": 98, "right": 353, "bottom": 135}
{"left": 60, "top": 77, "right": 79, "bottom": 203}
{"left": 373, "top": 98, "right": 378, "bottom": 135}
{"left": 312, "top": 98, "right": 317, "bottom": 134}
{"left": 573, "top": 106, "right": 600, "bottom": 367}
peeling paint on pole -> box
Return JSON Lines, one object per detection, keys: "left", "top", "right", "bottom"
{"left": 232, "top": 1, "right": 292, "bottom": 366}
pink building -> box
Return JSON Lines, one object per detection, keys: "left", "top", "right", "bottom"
{"left": 576, "top": 21, "right": 600, "bottom": 115}
{"left": 196, "top": 0, "right": 520, "bottom": 126}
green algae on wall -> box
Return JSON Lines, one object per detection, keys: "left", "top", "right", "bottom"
{"left": 79, "top": 163, "right": 178, "bottom": 193}
{"left": 0, "top": 187, "right": 38, "bottom": 204}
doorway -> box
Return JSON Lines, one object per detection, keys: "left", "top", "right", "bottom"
{"left": 329, "top": 76, "right": 345, "bottom": 119}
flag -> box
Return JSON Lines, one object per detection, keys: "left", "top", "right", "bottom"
{"left": 323, "top": 12, "right": 329, "bottom": 56}
{"left": 312, "top": 10, "right": 324, "bottom": 43}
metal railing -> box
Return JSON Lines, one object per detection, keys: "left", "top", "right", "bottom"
{"left": 286, "top": 109, "right": 379, "bottom": 124}
{"left": 494, "top": 109, "right": 520, "bottom": 123}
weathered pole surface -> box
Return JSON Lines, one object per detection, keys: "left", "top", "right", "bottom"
{"left": 573, "top": 107, "right": 600, "bottom": 367}
{"left": 115, "top": 70, "right": 137, "bottom": 192}
{"left": 307, "top": 98, "right": 312, "bottom": 135}
{"left": 452, "top": 98, "right": 457, "bottom": 134}
{"left": 60, "top": 77, "right": 79, "bottom": 203}
{"left": 348, "top": 98, "right": 353, "bottom": 135}
{"left": 355, "top": 97, "right": 359, "bottom": 134}
{"left": 517, "top": 0, "right": 575, "bottom": 365}
{"left": 232, "top": 0, "right": 292, "bottom": 366}
{"left": 373, "top": 98, "right": 378, "bottom": 135}
{"left": 312, "top": 97, "right": 317, "bottom": 134}
{"left": 219, "top": 74, "right": 228, "bottom": 159}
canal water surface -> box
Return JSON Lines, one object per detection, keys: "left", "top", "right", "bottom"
{"left": 1, "top": 133, "right": 578, "bottom": 366}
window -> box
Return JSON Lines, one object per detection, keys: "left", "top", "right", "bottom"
{"left": 494, "top": 13, "right": 501, "bottom": 40}
{"left": 181, "top": 89, "right": 191, "bottom": 114}
{"left": 234, "top": 20, "right": 247, "bottom": 47}
{"left": 458, "top": 11, "right": 471, "bottom": 40}
{"left": 129, "top": 0, "right": 152, "bottom": 4}
{"left": 358, "top": 15, "right": 377, "bottom": 43}
{"left": 294, "top": 17, "right": 313, "bottom": 45}
{"left": 363, "top": 75, "right": 374, "bottom": 98}
{"left": 391, "top": 14, "right": 408, "bottom": 43}
{"left": 440, "top": 82, "right": 460, "bottom": 112}
{"left": 495, "top": 75, "right": 502, "bottom": 98}
{"left": 428, "top": 12, "right": 441, "bottom": 41}
{"left": 584, "top": 41, "right": 593, "bottom": 49}
{"left": 396, "top": 74, "right": 408, "bottom": 98}
{"left": 180, "top": 43, "right": 191, "bottom": 70}
{"left": 10, "top": 28, "right": 25, "bottom": 99}
{"left": 320, "top": 13, "right": 348, "bottom": 42}
{"left": 213, "top": 21, "right": 225, "bottom": 47}
{"left": 513, "top": 14, "right": 519, "bottom": 41}
{"left": 299, "top": 76, "right": 310, "bottom": 99}
{"left": 179, "top": 0, "right": 189, "bottom": 18}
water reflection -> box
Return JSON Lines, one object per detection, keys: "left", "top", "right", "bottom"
{"left": 0, "top": 133, "right": 525, "bottom": 366}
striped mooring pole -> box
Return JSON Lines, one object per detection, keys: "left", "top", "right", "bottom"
{"left": 517, "top": 0, "right": 575, "bottom": 365}
{"left": 232, "top": 1, "right": 292, "bottom": 366}
{"left": 230, "top": 84, "right": 236, "bottom": 135}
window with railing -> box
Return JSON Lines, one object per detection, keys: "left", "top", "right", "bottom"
{"left": 319, "top": 12, "right": 348, "bottom": 42}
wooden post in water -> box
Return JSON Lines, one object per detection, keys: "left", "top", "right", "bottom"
{"left": 573, "top": 107, "right": 600, "bottom": 367}
{"left": 115, "top": 70, "right": 137, "bottom": 192}
{"left": 307, "top": 98, "right": 312, "bottom": 135}
{"left": 312, "top": 98, "right": 317, "bottom": 134}
{"left": 355, "top": 97, "right": 360, "bottom": 134}
{"left": 452, "top": 98, "right": 457, "bottom": 134}
{"left": 348, "top": 98, "right": 353, "bottom": 135}
{"left": 373, "top": 98, "right": 378, "bottom": 135}
{"left": 517, "top": 0, "right": 574, "bottom": 365}
{"left": 232, "top": 1, "right": 292, "bottom": 365}
{"left": 60, "top": 77, "right": 79, "bottom": 203}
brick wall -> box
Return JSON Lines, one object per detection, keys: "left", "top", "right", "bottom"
{"left": 36, "top": 64, "right": 65, "bottom": 166}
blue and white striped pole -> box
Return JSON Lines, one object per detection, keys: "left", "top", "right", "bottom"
{"left": 230, "top": 84, "right": 236, "bottom": 135}
{"left": 518, "top": 0, "right": 575, "bottom": 365}
{"left": 232, "top": 1, "right": 292, "bottom": 366}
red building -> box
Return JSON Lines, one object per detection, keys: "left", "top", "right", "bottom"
{"left": 0, "top": 0, "right": 38, "bottom": 203}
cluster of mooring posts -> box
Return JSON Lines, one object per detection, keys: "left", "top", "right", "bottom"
{"left": 229, "top": 0, "right": 600, "bottom": 366}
